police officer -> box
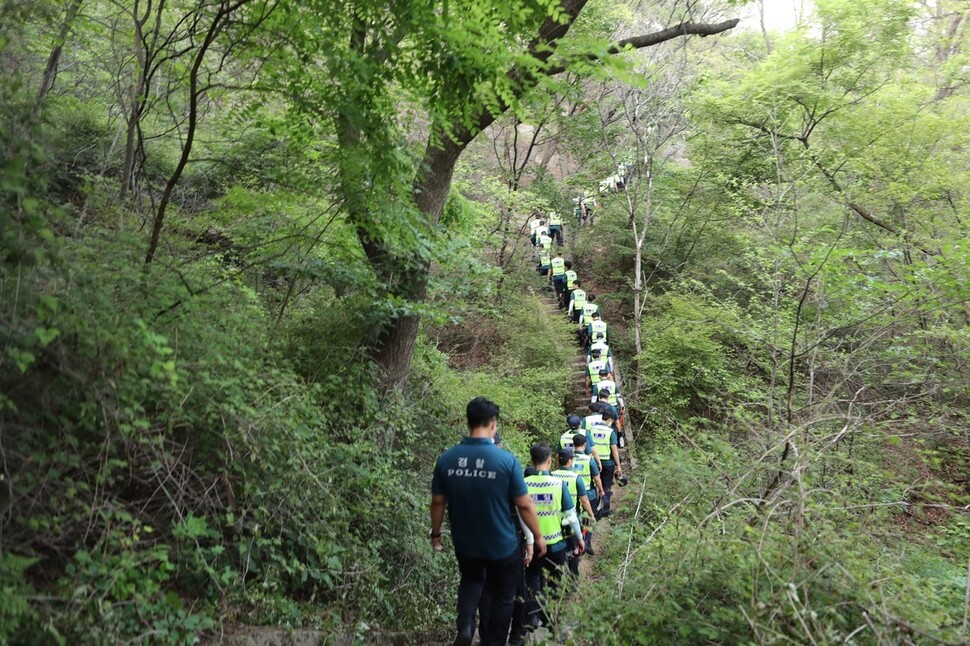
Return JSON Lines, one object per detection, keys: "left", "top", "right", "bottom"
{"left": 571, "top": 434, "right": 604, "bottom": 554}
{"left": 593, "top": 370, "right": 618, "bottom": 406}
{"left": 529, "top": 216, "right": 544, "bottom": 247}
{"left": 586, "top": 311, "right": 609, "bottom": 348}
{"left": 588, "top": 339, "right": 611, "bottom": 366}
{"left": 430, "top": 398, "right": 546, "bottom": 646}
{"left": 519, "top": 444, "right": 582, "bottom": 638}
{"left": 586, "top": 349, "right": 610, "bottom": 393}
{"left": 587, "top": 408, "right": 623, "bottom": 519}
{"left": 548, "top": 253, "right": 567, "bottom": 304}
{"left": 536, "top": 237, "right": 552, "bottom": 276}
{"left": 552, "top": 448, "right": 596, "bottom": 577}
{"left": 559, "top": 415, "right": 582, "bottom": 451}
{"left": 567, "top": 281, "right": 587, "bottom": 324}
{"left": 547, "top": 210, "right": 564, "bottom": 246}
{"left": 563, "top": 262, "right": 578, "bottom": 298}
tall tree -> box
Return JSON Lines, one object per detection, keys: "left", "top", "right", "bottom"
{"left": 274, "top": 0, "right": 740, "bottom": 389}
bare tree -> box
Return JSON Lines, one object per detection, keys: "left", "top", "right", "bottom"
{"left": 593, "top": 37, "right": 693, "bottom": 394}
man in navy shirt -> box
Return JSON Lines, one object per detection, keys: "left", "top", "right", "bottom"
{"left": 431, "top": 397, "right": 546, "bottom": 646}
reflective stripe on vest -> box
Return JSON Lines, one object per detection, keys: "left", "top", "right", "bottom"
{"left": 589, "top": 424, "right": 613, "bottom": 462}
{"left": 582, "top": 414, "right": 602, "bottom": 431}
{"left": 551, "top": 257, "right": 566, "bottom": 275}
{"left": 572, "top": 453, "right": 593, "bottom": 486}
{"left": 525, "top": 475, "right": 564, "bottom": 545}
{"left": 560, "top": 430, "right": 576, "bottom": 451}
{"left": 552, "top": 469, "right": 579, "bottom": 503}
{"left": 565, "top": 270, "right": 578, "bottom": 290}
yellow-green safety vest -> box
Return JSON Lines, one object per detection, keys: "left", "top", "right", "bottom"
{"left": 525, "top": 474, "right": 564, "bottom": 545}
{"left": 552, "top": 469, "right": 579, "bottom": 503}
{"left": 590, "top": 319, "right": 607, "bottom": 341}
{"left": 587, "top": 359, "right": 608, "bottom": 385}
{"left": 582, "top": 302, "right": 598, "bottom": 320}
{"left": 596, "top": 380, "right": 618, "bottom": 405}
{"left": 548, "top": 212, "right": 563, "bottom": 226}
{"left": 560, "top": 430, "right": 577, "bottom": 450}
{"left": 571, "top": 289, "right": 586, "bottom": 310}
{"left": 565, "top": 270, "right": 578, "bottom": 290}
{"left": 572, "top": 453, "right": 593, "bottom": 486}
{"left": 539, "top": 249, "right": 552, "bottom": 266}
{"left": 589, "top": 424, "right": 613, "bottom": 463}
{"left": 551, "top": 257, "right": 566, "bottom": 276}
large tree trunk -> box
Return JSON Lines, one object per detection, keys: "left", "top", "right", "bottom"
{"left": 368, "top": 135, "right": 464, "bottom": 390}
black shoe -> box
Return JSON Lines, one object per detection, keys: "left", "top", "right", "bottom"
{"left": 453, "top": 626, "right": 475, "bottom": 646}
{"left": 599, "top": 509, "right": 611, "bottom": 518}
{"left": 586, "top": 545, "right": 596, "bottom": 556}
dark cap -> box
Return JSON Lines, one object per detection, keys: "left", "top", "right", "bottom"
{"left": 567, "top": 414, "right": 581, "bottom": 428}
{"left": 599, "top": 368, "right": 609, "bottom": 376}
{"left": 599, "top": 387, "right": 611, "bottom": 395}
{"left": 591, "top": 348, "right": 601, "bottom": 356}
{"left": 557, "top": 448, "right": 574, "bottom": 463}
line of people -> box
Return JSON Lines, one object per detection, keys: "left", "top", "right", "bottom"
{"left": 429, "top": 213, "right": 632, "bottom": 645}
{"left": 431, "top": 399, "right": 628, "bottom": 645}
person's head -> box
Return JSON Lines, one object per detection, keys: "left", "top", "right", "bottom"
{"left": 557, "top": 448, "right": 574, "bottom": 468}
{"left": 574, "top": 280, "right": 582, "bottom": 288}
{"left": 591, "top": 348, "right": 601, "bottom": 358}
{"left": 601, "top": 407, "right": 616, "bottom": 422}
{"left": 599, "top": 368, "right": 609, "bottom": 378}
{"left": 573, "top": 434, "right": 588, "bottom": 450}
{"left": 593, "top": 311, "right": 602, "bottom": 319}
{"left": 565, "top": 261, "right": 573, "bottom": 270}
{"left": 530, "top": 443, "right": 553, "bottom": 469}
{"left": 589, "top": 402, "right": 603, "bottom": 414}
{"left": 567, "top": 414, "right": 581, "bottom": 429}
{"left": 588, "top": 294, "right": 596, "bottom": 302}
{"left": 466, "top": 397, "right": 499, "bottom": 435}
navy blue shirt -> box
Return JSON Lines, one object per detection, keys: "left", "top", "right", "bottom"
{"left": 432, "top": 437, "right": 528, "bottom": 560}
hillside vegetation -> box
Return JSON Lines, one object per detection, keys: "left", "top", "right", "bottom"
{"left": 1, "top": 0, "right": 968, "bottom": 644}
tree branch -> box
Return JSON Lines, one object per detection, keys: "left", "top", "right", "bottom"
{"left": 543, "top": 19, "right": 741, "bottom": 76}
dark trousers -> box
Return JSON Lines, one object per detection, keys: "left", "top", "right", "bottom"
{"left": 565, "top": 534, "right": 580, "bottom": 577}
{"left": 598, "top": 463, "right": 616, "bottom": 517}
{"left": 521, "top": 547, "right": 567, "bottom": 633}
{"left": 552, "top": 277, "right": 566, "bottom": 306}
{"left": 549, "top": 225, "right": 563, "bottom": 245}
{"left": 456, "top": 551, "right": 521, "bottom": 646}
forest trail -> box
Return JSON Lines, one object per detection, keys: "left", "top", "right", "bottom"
{"left": 535, "top": 258, "right": 634, "bottom": 644}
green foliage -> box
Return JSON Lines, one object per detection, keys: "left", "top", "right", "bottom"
{"left": 638, "top": 288, "right": 756, "bottom": 420}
